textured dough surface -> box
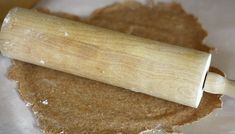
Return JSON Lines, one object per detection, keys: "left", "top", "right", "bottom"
{"left": 8, "top": 2, "right": 221, "bottom": 134}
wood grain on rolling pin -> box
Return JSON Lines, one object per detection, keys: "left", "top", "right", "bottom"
{"left": 0, "top": 8, "right": 211, "bottom": 107}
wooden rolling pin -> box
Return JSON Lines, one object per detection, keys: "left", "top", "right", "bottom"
{"left": 0, "top": 8, "right": 234, "bottom": 108}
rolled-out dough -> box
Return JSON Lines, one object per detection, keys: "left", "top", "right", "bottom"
{"left": 8, "top": 2, "right": 221, "bottom": 134}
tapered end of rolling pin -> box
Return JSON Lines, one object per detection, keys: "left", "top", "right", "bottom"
{"left": 1, "top": 8, "right": 18, "bottom": 31}
{"left": 204, "top": 72, "right": 235, "bottom": 98}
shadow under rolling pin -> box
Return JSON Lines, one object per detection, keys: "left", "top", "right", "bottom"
{"left": 0, "top": 7, "right": 234, "bottom": 108}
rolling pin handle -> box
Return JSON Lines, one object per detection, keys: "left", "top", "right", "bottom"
{"left": 204, "top": 72, "right": 235, "bottom": 97}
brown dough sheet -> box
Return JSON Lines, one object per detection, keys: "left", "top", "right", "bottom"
{"left": 8, "top": 2, "right": 221, "bottom": 134}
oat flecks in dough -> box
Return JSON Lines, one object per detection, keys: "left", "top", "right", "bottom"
{"left": 8, "top": 2, "right": 221, "bottom": 134}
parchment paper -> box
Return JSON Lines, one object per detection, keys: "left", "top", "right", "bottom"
{"left": 1, "top": 0, "right": 235, "bottom": 134}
